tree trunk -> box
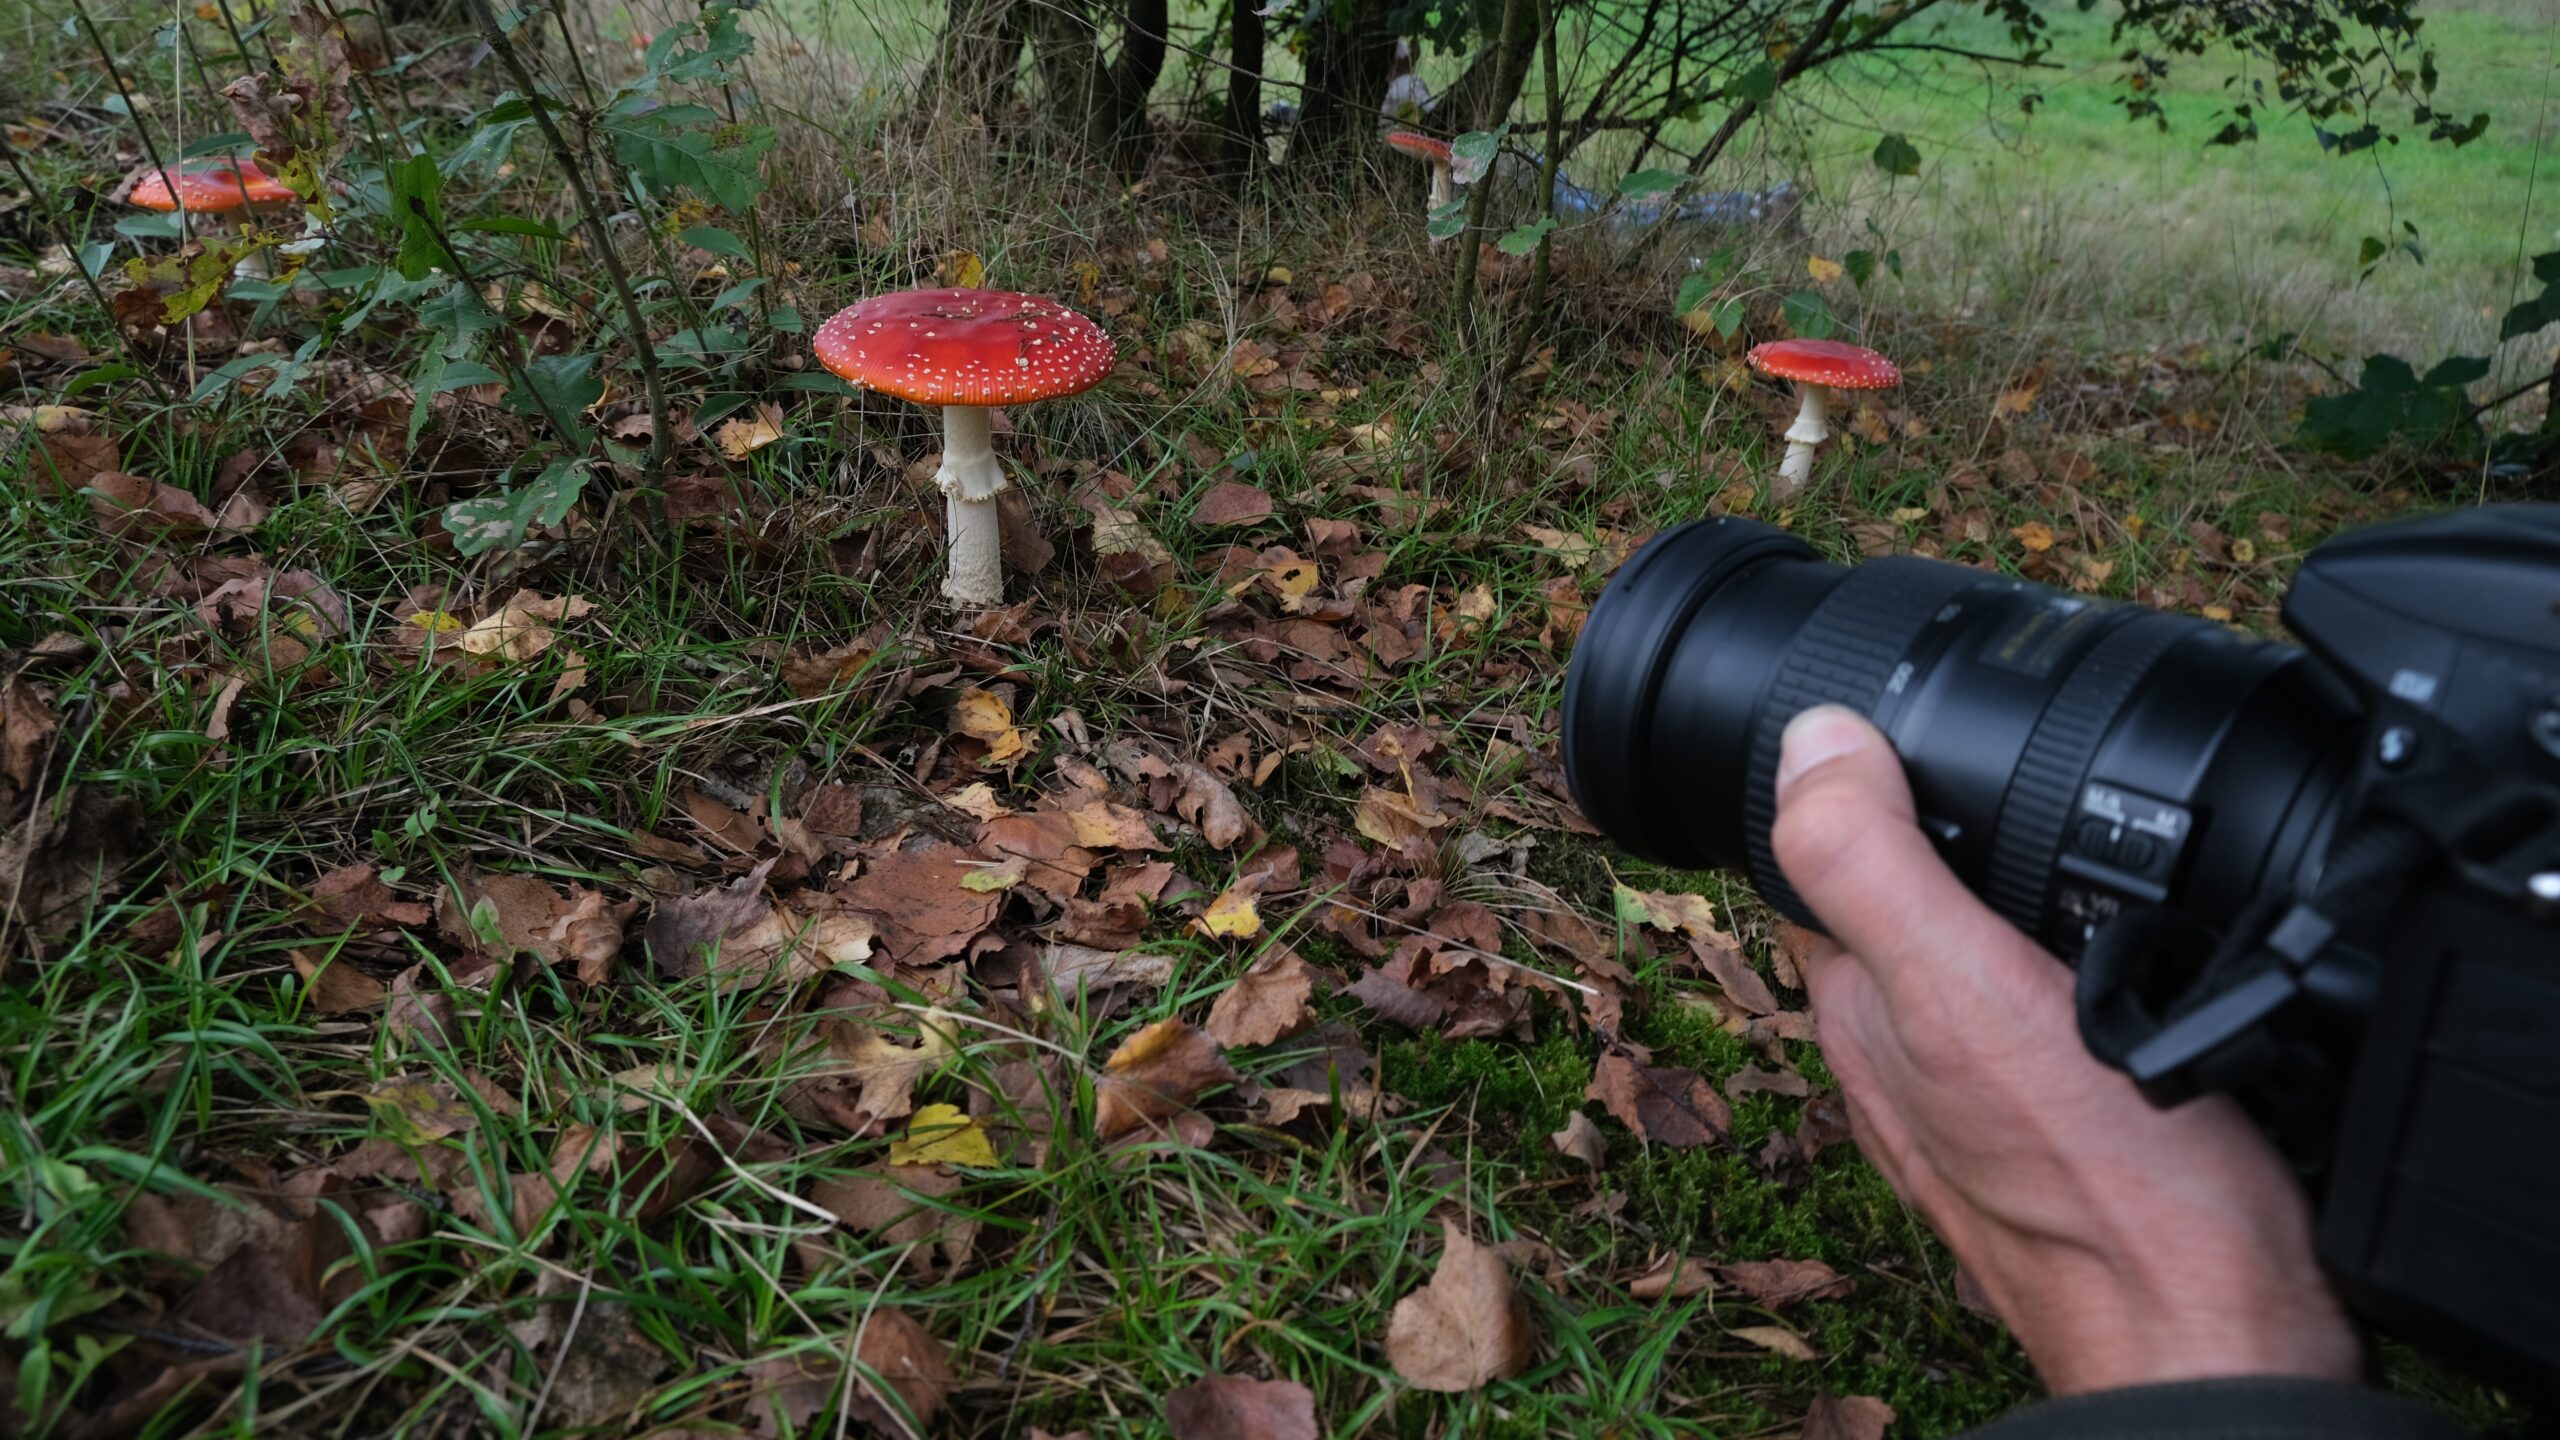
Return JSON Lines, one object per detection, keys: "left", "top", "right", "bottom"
{"left": 1086, "top": 0, "right": 1169, "bottom": 170}
{"left": 923, "top": 0, "right": 1023, "bottom": 120}
{"left": 1433, "top": 0, "right": 1539, "bottom": 134}
{"left": 1219, "top": 0, "right": 1266, "bottom": 180}
{"left": 1031, "top": 0, "right": 1098, "bottom": 145}
{"left": 1448, "top": 0, "right": 1536, "bottom": 336}
{"left": 1286, "top": 0, "right": 1395, "bottom": 176}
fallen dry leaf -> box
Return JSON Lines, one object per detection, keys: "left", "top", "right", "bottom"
{"left": 1385, "top": 1217, "right": 1534, "bottom": 1392}
{"left": 843, "top": 843, "right": 1004, "bottom": 965}
{"left": 643, "top": 858, "right": 776, "bottom": 977}
{"left": 1587, "top": 1053, "right": 1730, "bottom": 1149}
{"left": 850, "top": 1309, "right": 954, "bottom": 1437}
{"left": 1804, "top": 1395, "right": 1897, "bottom": 1440}
{"left": 888, "top": 1103, "right": 998, "bottom": 1167}
{"left": 1628, "top": 1253, "right": 1715, "bottom": 1300}
{"left": 1165, "top": 1374, "right": 1319, "bottom": 1440}
{"left": 1198, "top": 884, "right": 1262, "bottom": 939}
{"left": 1731, "top": 1323, "right": 1817, "bottom": 1361}
{"left": 1192, "top": 481, "right": 1275, "bottom": 528}
{"left": 711, "top": 401, "right": 786, "bottom": 460}
{"left": 1094, "top": 1017, "right": 1237, "bottom": 1140}
{"left": 86, "top": 470, "right": 222, "bottom": 539}
{"left": 456, "top": 590, "right": 593, "bottom": 664}
{"left": 810, "top": 1164, "right": 976, "bottom": 1270}
{"left": 1204, "top": 948, "right": 1317, "bottom": 1048}
{"left": 1548, "top": 1111, "right": 1605, "bottom": 1170}
{"left": 1721, "top": 1258, "right": 1852, "bottom": 1310}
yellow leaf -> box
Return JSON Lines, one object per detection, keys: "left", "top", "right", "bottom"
{"left": 952, "top": 686, "right": 1014, "bottom": 740}
{"left": 2202, "top": 604, "right": 2235, "bottom": 623}
{"left": 946, "top": 250, "right": 985, "bottom": 288}
{"left": 961, "top": 856, "right": 1028, "bottom": 892}
{"left": 1199, "top": 885, "right": 1262, "bottom": 939}
{"left": 407, "top": 610, "right": 466, "bottom": 634}
{"left": 2231, "top": 538, "right": 2258, "bottom": 564}
{"left": 1889, "top": 506, "right": 1929, "bottom": 525}
{"left": 1265, "top": 559, "right": 1320, "bottom": 604}
{"left": 1263, "top": 264, "right": 1293, "bottom": 284}
{"left": 890, "top": 1102, "right": 997, "bottom": 1167}
{"left": 1993, "top": 383, "right": 2040, "bottom": 417}
{"left": 2011, "top": 521, "right": 2057, "bottom": 553}
{"left": 711, "top": 404, "right": 785, "bottom": 461}
{"left": 1806, "top": 255, "right": 1844, "bottom": 284}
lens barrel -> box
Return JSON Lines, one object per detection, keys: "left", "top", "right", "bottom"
{"left": 1563, "top": 518, "right": 2364, "bottom": 954}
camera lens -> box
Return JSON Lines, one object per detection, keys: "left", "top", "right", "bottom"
{"left": 1562, "top": 518, "right": 2366, "bottom": 955}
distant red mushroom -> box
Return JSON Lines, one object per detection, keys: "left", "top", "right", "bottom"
{"left": 129, "top": 158, "right": 297, "bottom": 280}
{"left": 1383, "top": 131, "right": 1456, "bottom": 234}
{"left": 814, "top": 287, "right": 1114, "bottom": 607}
{"left": 128, "top": 158, "right": 296, "bottom": 213}
{"left": 1745, "top": 338, "right": 1901, "bottom": 496}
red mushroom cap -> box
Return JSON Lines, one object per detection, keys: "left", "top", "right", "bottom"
{"left": 1383, "top": 131, "right": 1454, "bottom": 164}
{"left": 129, "top": 159, "right": 296, "bottom": 212}
{"left": 1746, "top": 338, "right": 1901, "bottom": 391}
{"left": 812, "top": 288, "right": 1115, "bottom": 408}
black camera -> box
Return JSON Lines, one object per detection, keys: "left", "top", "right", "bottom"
{"left": 1561, "top": 503, "right": 2560, "bottom": 1397}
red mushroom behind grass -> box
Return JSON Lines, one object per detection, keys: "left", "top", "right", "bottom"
{"left": 815, "top": 287, "right": 1114, "bottom": 608}
{"left": 1745, "top": 338, "right": 1901, "bottom": 498}
{"left": 1383, "top": 132, "right": 1456, "bottom": 233}
{"left": 129, "top": 158, "right": 298, "bottom": 279}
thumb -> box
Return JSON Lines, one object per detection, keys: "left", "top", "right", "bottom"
{"left": 1770, "top": 706, "right": 2021, "bottom": 983}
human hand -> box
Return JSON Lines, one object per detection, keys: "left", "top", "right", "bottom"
{"left": 1769, "top": 705, "right": 2361, "bottom": 1395}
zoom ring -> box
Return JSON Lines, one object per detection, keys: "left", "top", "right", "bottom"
{"left": 1744, "top": 558, "right": 1985, "bottom": 926}
{"left": 1981, "top": 612, "right": 2194, "bottom": 936}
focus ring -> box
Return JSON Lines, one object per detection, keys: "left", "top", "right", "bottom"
{"left": 1743, "top": 558, "right": 1984, "bottom": 925}
{"left": 1981, "top": 612, "right": 2193, "bottom": 935}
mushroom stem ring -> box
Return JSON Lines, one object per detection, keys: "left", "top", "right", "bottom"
{"left": 1778, "top": 384, "right": 1830, "bottom": 493}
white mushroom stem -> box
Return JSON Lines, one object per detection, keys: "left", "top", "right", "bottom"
{"left": 935, "top": 403, "right": 1008, "bottom": 608}
{"left": 1428, "top": 161, "right": 1455, "bottom": 212}
{"left": 1775, "top": 383, "right": 1832, "bottom": 495}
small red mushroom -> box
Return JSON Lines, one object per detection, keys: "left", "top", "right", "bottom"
{"left": 1745, "top": 338, "right": 1901, "bottom": 496}
{"left": 814, "top": 287, "right": 1114, "bottom": 607}
{"left": 1383, "top": 132, "right": 1456, "bottom": 232}
{"left": 129, "top": 159, "right": 296, "bottom": 214}
{"left": 129, "top": 158, "right": 298, "bottom": 280}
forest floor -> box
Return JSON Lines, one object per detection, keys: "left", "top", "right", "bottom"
{"left": 0, "top": 2, "right": 2550, "bottom": 1438}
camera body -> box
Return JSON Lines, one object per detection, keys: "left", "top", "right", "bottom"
{"left": 2196, "top": 510, "right": 2560, "bottom": 1395}
{"left": 1562, "top": 504, "right": 2560, "bottom": 1396}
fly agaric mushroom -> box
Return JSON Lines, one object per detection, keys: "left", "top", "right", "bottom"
{"left": 814, "top": 287, "right": 1114, "bottom": 608}
{"left": 1745, "top": 338, "right": 1901, "bottom": 497}
{"left": 130, "top": 159, "right": 297, "bottom": 279}
{"left": 129, "top": 158, "right": 296, "bottom": 212}
{"left": 1383, "top": 132, "right": 1456, "bottom": 230}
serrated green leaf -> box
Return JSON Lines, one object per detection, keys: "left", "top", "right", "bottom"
{"left": 1426, "top": 197, "right": 1469, "bottom": 241}
{"left": 1871, "top": 133, "right": 1922, "bottom": 177}
{"left": 506, "top": 353, "right": 603, "bottom": 437}
{"left": 681, "top": 224, "right": 752, "bottom": 261}
{"left": 1781, "top": 289, "right": 1835, "bottom": 339}
{"left": 1450, "top": 126, "right": 1505, "bottom": 186}
{"left": 1711, "top": 298, "right": 1746, "bottom": 340}
{"left": 456, "top": 215, "right": 567, "bottom": 241}
{"left": 1844, "top": 249, "right": 1877, "bottom": 287}
{"left": 390, "top": 152, "right": 445, "bottom": 282}
{"left": 1673, "top": 273, "right": 1712, "bottom": 316}
{"left": 443, "top": 460, "right": 588, "bottom": 557}
{"left": 607, "top": 108, "right": 775, "bottom": 210}
{"left": 1497, "top": 217, "right": 1556, "bottom": 256}
{"left": 1617, "top": 169, "right": 1684, "bottom": 198}
{"left": 1726, "top": 62, "right": 1777, "bottom": 103}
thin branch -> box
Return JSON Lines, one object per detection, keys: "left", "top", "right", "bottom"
{"left": 460, "top": 0, "right": 671, "bottom": 490}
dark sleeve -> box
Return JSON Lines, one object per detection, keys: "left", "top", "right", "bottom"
{"left": 1959, "top": 1378, "right": 2476, "bottom": 1440}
